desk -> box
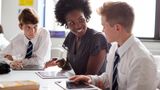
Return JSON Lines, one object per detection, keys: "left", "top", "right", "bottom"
{"left": 0, "top": 67, "right": 72, "bottom": 90}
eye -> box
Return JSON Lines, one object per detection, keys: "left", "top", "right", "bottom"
{"left": 67, "top": 21, "right": 74, "bottom": 26}
{"left": 27, "top": 26, "right": 31, "bottom": 30}
{"left": 78, "top": 18, "right": 85, "bottom": 23}
{"left": 34, "top": 25, "right": 37, "bottom": 29}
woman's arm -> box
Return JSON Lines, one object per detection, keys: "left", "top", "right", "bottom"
{"left": 86, "top": 49, "right": 107, "bottom": 75}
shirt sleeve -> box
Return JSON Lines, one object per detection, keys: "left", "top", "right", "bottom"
{"left": 62, "top": 32, "right": 73, "bottom": 51}
{"left": 90, "top": 32, "right": 110, "bottom": 56}
{"left": 22, "top": 28, "right": 51, "bottom": 66}
{"left": 90, "top": 72, "right": 110, "bottom": 88}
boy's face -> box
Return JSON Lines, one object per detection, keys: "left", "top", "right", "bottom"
{"left": 101, "top": 16, "right": 118, "bottom": 43}
{"left": 20, "top": 23, "right": 38, "bottom": 40}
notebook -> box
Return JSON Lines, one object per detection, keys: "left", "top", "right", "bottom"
{"left": 55, "top": 80, "right": 100, "bottom": 90}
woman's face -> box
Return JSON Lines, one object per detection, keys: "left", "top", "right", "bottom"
{"left": 65, "top": 10, "right": 87, "bottom": 37}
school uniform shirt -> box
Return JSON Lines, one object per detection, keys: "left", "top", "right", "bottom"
{"left": 90, "top": 35, "right": 158, "bottom": 90}
{"left": 0, "top": 34, "right": 9, "bottom": 51}
{"left": 1, "top": 28, "right": 51, "bottom": 66}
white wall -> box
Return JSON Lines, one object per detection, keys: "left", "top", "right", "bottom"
{"left": 1, "top": 0, "right": 38, "bottom": 40}
{"left": 1, "top": 0, "right": 65, "bottom": 48}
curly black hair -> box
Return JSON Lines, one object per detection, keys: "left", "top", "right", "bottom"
{"left": 55, "top": 0, "right": 92, "bottom": 27}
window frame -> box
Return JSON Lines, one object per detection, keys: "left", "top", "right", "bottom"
{"left": 154, "top": 0, "right": 160, "bottom": 40}
{"left": 43, "top": 0, "right": 160, "bottom": 40}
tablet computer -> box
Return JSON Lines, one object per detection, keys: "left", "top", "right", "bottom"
{"left": 36, "top": 71, "right": 68, "bottom": 79}
{"left": 14, "top": 65, "right": 44, "bottom": 70}
{"left": 55, "top": 80, "right": 100, "bottom": 90}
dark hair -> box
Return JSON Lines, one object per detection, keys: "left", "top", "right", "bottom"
{"left": 55, "top": 0, "right": 92, "bottom": 27}
{"left": 98, "top": 2, "right": 134, "bottom": 32}
{"left": 0, "top": 25, "right": 4, "bottom": 33}
{"left": 18, "top": 8, "right": 39, "bottom": 24}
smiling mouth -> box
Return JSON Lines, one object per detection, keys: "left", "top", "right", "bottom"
{"left": 76, "top": 29, "right": 82, "bottom": 33}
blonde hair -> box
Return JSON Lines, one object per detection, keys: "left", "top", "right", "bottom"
{"left": 98, "top": 2, "right": 134, "bottom": 33}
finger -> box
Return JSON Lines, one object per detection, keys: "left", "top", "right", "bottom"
{"left": 69, "top": 75, "right": 78, "bottom": 80}
{"left": 69, "top": 75, "right": 83, "bottom": 83}
{"left": 4, "top": 55, "right": 8, "bottom": 58}
{"left": 97, "top": 80, "right": 104, "bottom": 89}
{"left": 52, "top": 58, "right": 58, "bottom": 61}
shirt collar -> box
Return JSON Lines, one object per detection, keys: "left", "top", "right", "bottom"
{"left": 23, "top": 29, "right": 40, "bottom": 45}
{"left": 117, "top": 35, "right": 135, "bottom": 58}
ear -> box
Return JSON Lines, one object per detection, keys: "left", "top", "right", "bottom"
{"left": 114, "top": 24, "right": 122, "bottom": 32}
{"left": 19, "top": 23, "right": 23, "bottom": 30}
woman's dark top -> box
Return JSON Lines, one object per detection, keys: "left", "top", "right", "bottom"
{"left": 62, "top": 28, "right": 110, "bottom": 75}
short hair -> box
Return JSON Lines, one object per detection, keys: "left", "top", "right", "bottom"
{"left": 18, "top": 8, "right": 39, "bottom": 24}
{"left": 0, "top": 25, "right": 3, "bottom": 33}
{"left": 55, "top": 0, "right": 92, "bottom": 27}
{"left": 98, "top": 2, "right": 134, "bottom": 32}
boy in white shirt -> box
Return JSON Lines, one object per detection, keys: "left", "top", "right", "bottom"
{"left": 1, "top": 8, "right": 51, "bottom": 70}
{"left": 0, "top": 25, "right": 9, "bottom": 51}
{"left": 69, "top": 2, "right": 158, "bottom": 90}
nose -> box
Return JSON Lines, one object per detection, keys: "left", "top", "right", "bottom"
{"left": 74, "top": 22, "right": 81, "bottom": 29}
{"left": 29, "top": 28, "right": 35, "bottom": 34}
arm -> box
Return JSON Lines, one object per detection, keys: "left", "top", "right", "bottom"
{"left": 86, "top": 32, "right": 110, "bottom": 75}
{"left": 0, "top": 41, "right": 23, "bottom": 69}
{"left": 86, "top": 49, "right": 107, "bottom": 75}
{"left": 22, "top": 28, "right": 51, "bottom": 66}
{"left": 69, "top": 72, "right": 110, "bottom": 89}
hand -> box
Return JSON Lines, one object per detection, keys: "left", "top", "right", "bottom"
{"left": 96, "top": 80, "right": 105, "bottom": 90}
{"left": 10, "top": 61, "right": 23, "bottom": 70}
{"left": 69, "top": 75, "right": 91, "bottom": 84}
{"left": 4, "top": 54, "right": 13, "bottom": 61}
{"left": 56, "top": 58, "right": 66, "bottom": 68}
{"left": 44, "top": 58, "right": 58, "bottom": 68}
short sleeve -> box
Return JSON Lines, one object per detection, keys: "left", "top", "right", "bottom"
{"left": 90, "top": 32, "right": 110, "bottom": 56}
{"left": 62, "top": 32, "right": 74, "bottom": 51}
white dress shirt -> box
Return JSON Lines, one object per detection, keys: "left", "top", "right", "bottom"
{"left": 0, "top": 28, "right": 51, "bottom": 66}
{"left": 91, "top": 35, "right": 158, "bottom": 90}
{"left": 0, "top": 34, "right": 9, "bottom": 51}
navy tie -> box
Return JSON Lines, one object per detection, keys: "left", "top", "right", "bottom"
{"left": 25, "top": 41, "right": 33, "bottom": 59}
{"left": 112, "top": 51, "right": 120, "bottom": 90}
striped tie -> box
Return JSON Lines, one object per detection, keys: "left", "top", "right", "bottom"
{"left": 25, "top": 41, "right": 33, "bottom": 59}
{"left": 112, "top": 51, "right": 120, "bottom": 90}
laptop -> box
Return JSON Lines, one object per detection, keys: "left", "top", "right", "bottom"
{"left": 14, "top": 65, "right": 44, "bottom": 70}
